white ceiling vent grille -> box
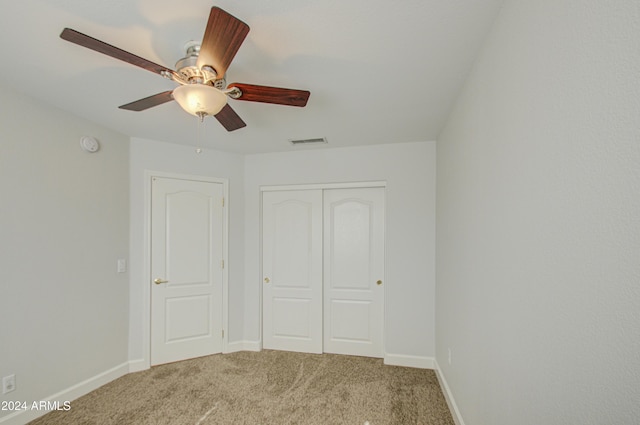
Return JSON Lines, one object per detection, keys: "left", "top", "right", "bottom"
{"left": 289, "top": 137, "right": 328, "bottom": 146}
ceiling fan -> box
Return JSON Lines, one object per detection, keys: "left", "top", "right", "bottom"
{"left": 60, "top": 6, "right": 310, "bottom": 131}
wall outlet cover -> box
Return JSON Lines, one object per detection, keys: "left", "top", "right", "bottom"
{"left": 2, "top": 374, "right": 16, "bottom": 394}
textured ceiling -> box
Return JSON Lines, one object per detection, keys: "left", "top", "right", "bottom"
{"left": 0, "top": 0, "right": 504, "bottom": 154}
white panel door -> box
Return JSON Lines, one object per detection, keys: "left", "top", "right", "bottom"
{"left": 151, "top": 177, "right": 224, "bottom": 366}
{"left": 323, "top": 188, "right": 385, "bottom": 357}
{"left": 262, "top": 190, "right": 323, "bottom": 353}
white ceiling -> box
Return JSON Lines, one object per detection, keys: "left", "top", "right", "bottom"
{"left": 0, "top": 0, "right": 504, "bottom": 154}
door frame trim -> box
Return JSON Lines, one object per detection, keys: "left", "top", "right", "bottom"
{"left": 258, "top": 181, "right": 387, "bottom": 354}
{"left": 142, "top": 170, "right": 229, "bottom": 368}
{"left": 260, "top": 181, "right": 386, "bottom": 192}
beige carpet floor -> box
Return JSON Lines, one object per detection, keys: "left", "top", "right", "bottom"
{"left": 29, "top": 350, "right": 455, "bottom": 425}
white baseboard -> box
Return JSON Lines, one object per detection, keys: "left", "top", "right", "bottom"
{"left": 127, "top": 358, "right": 149, "bottom": 373}
{"left": 225, "top": 340, "right": 261, "bottom": 353}
{"left": 384, "top": 353, "right": 435, "bottom": 369}
{"left": 434, "top": 360, "right": 465, "bottom": 425}
{"left": 0, "top": 362, "right": 129, "bottom": 425}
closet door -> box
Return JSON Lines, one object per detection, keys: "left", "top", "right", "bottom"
{"left": 323, "top": 188, "right": 385, "bottom": 357}
{"left": 262, "top": 190, "right": 323, "bottom": 353}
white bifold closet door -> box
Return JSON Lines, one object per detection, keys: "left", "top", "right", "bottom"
{"left": 262, "top": 187, "right": 385, "bottom": 357}
{"left": 262, "top": 190, "right": 324, "bottom": 354}
{"left": 323, "top": 188, "right": 385, "bottom": 357}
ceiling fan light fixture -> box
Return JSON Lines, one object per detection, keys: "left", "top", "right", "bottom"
{"left": 173, "top": 84, "right": 227, "bottom": 117}
{"left": 61, "top": 7, "right": 309, "bottom": 132}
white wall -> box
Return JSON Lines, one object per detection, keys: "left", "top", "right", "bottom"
{"left": 436, "top": 1, "right": 640, "bottom": 424}
{"left": 128, "top": 138, "right": 245, "bottom": 365}
{"left": 0, "top": 85, "right": 129, "bottom": 422}
{"left": 244, "top": 142, "right": 436, "bottom": 361}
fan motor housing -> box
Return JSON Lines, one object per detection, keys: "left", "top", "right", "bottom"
{"left": 175, "top": 42, "right": 225, "bottom": 88}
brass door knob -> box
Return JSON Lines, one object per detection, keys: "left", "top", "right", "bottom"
{"left": 376, "top": 280, "right": 383, "bottom": 286}
{"left": 264, "top": 277, "right": 270, "bottom": 284}
{"left": 154, "top": 278, "right": 168, "bottom": 284}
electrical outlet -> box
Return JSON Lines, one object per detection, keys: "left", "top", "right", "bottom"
{"left": 2, "top": 374, "right": 16, "bottom": 394}
{"left": 448, "top": 348, "right": 452, "bottom": 365}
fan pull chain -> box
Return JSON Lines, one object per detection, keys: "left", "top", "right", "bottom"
{"left": 195, "top": 112, "right": 206, "bottom": 154}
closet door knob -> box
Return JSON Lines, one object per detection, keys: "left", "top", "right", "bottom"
{"left": 264, "top": 277, "right": 271, "bottom": 284}
{"left": 154, "top": 278, "right": 168, "bottom": 284}
{"left": 376, "top": 280, "right": 383, "bottom": 286}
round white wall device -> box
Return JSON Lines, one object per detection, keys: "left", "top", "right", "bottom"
{"left": 80, "top": 136, "right": 100, "bottom": 153}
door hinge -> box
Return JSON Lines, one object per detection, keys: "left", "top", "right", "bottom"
{"left": 221, "top": 259, "right": 225, "bottom": 269}
{"left": 222, "top": 197, "right": 225, "bottom": 207}
{"left": 222, "top": 329, "right": 225, "bottom": 338}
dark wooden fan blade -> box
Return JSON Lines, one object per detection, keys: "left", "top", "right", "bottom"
{"left": 197, "top": 7, "right": 249, "bottom": 78}
{"left": 60, "top": 28, "right": 173, "bottom": 76}
{"left": 118, "top": 91, "right": 174, "bottom": 111}
{"left": 215, "top": 104, "right": 246, "bottom": 131}
{"left": 228, "top": 83, "right": 310, "bottom": 107}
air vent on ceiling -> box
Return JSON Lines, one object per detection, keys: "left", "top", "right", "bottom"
{"left": 289, "top": 137, "right": 328, "bottom": 145}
